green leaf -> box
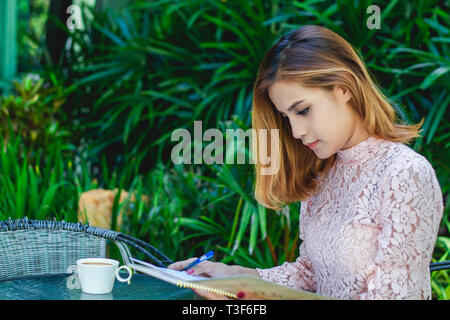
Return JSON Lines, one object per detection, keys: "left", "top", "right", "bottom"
{"left": 179, "top": 217, "right": 221, "bottom": 235}
{"left": 257, "top": 203, "right": 267, "bottom": 240}
{"left": 92, "top": 22, "right": 126, "bottom": 46}
{"left": 426, "top": 93, "right": 449, "bottom": 145}
{"left": 421, "top": 66, "right": 450, "bottom": 89}
{"left": 28, "top": 165, "right": 39, "bottom": 214}
{"left": 15, "top": 159, "right": 28, "bottom": 218}
{"left": 75, "top": 68, "right": 125, "bottom": 86}
{"left": 37, "top": 181, "right": 68, "bottom": 220}
{"left": 248, "top": 209, "right": 258, "bottom": 255}
{"left": 232, "top": 201, "right": 254, "bottom": 255}
{"left": 142, "top": 90, "right": 192, "bottom": 109}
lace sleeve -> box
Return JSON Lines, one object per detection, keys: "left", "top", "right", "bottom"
{"left": 255, "top": 240, "right": 316, "bottom": 292}
{"left": 357, "top": 158, "right": 444, "bottom": 300}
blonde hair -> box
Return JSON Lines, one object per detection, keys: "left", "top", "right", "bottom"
{"left": 252, "top": 25, "right": 424, "bottom": 211}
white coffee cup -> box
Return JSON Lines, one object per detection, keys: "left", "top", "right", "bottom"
{"left": 76, "top": 258, "right": 132, "bottom": 294}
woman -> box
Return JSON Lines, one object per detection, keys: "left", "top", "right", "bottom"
{"left": 168, "top": 25, "right": 444, "bottom": 300}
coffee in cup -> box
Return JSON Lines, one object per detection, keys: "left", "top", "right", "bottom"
{"left": 76, "top": 258, "right": 132, "bottom": 294}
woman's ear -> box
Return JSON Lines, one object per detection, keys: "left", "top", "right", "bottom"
{"left": 334, "top": 85, "right": 352, "bottom": 103}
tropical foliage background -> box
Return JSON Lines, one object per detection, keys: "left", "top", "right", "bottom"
{"left": 1, "top": 0, "right": 448, "bottom": 299}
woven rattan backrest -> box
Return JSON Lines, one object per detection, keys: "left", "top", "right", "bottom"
{"left": 0, "top": 227, "right": 107, "bottom": 280}
{"left": 0, "top": 218, "right": 174, "bottom": 281}
{"left": 0, "top": 218, "right": 116, "bottom": 280}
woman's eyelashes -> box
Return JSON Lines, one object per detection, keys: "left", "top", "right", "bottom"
{"left": 281, "top": 106, "right": 310, "bottom": 118}
{"left": 295, "top": 107, "right": 310, "bottom": 116}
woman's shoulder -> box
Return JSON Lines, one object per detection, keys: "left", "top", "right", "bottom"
{"left": 376, "top": 140, "right": 444, "bottom": 228}
{"left": 381, "top": 140, "right": 437, "bottom": 178}
{"left": 365, "top": 139, "right": 442, "bottom": 212}
{"left": 377, "top": 141, "right": 443, "bottom": 210}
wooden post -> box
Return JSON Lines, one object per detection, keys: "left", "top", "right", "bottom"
{"left": 0, "top": 0, "right": 17, "bottom": 94}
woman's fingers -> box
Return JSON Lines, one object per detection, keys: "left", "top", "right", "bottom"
{"left": 168, "top": 259, "right": 219, "bottom": 277}
{"left": 168, "top": 260, "right": 253, "bottom": 300}
{"left": 168, "top": 260, "right": 235, "bottom": 278}
{"left": 186, "top": 261, "right": 214, "bottom": 276}
{"left": 167, "top": 258, "right": 198, "bottom": 271}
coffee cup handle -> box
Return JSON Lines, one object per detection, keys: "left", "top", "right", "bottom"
{"left": 116, "top": 265, "right": 133, "bottom": 284}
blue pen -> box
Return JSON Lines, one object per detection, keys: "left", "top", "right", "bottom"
{"left": 181, "top": 250, "right": 214, "bottom": 271}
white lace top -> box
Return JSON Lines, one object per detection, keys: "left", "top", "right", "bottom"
{"left": 256, "top": 136, "right": 444, "bottom": 299}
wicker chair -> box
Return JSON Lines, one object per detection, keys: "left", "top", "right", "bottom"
{"left": 0, "top": 217, "right": 173, "bottom": 281}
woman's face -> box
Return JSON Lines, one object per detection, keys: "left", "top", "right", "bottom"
{"left": 268, "top": 80, "right": 370, "bottom": 160}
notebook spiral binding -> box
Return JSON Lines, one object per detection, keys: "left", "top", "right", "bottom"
{"left": 176, "top": 281, "right": 238, "bottom": 299}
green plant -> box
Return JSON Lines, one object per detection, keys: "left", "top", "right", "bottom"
{"left": 57, "top": 0, "right": 287, "bottom": 173}
{"left": 431, "top": 229, "right": 450, "bottom": 299}
{"left": 0, "top": 73, "right": 72, "bottom": 162}
{"left": 0, "top": 130, "right": 77, "bottom": 222}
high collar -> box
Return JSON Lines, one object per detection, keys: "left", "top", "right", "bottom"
{"left": 336, "top": 136, "right": 387, "bottom": 163}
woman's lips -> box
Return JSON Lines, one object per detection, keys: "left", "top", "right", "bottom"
{"left": 306, "top": 140, "right": 319, "bottom": 149}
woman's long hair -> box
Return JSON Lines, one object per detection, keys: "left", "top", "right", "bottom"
{"left": 252, "top": 25, "right": 424, "bottom": 210}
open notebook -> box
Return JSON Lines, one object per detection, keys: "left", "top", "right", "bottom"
{"left": 128, "top": 258, "right": 333, "bottom": 300}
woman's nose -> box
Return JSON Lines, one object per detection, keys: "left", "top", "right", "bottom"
{"left": 291, "top": 123, "right": 306, "bottom": 140}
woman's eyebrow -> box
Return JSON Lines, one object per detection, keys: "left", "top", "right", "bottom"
{"left": 287, "top": 99, "right": 305, "bottom": 112}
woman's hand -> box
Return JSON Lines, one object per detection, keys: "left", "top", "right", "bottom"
{"left": 167, "top": 258, "right": 235, "bottom": 278}
{"left": 167, "top": 258, "right": 259, "bottom": 300}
